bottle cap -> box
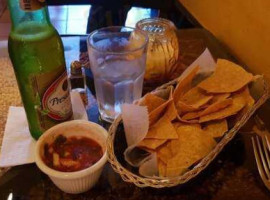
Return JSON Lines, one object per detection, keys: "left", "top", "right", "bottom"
{"left": 70, "top": 61, "right": 83, "bottom": 75}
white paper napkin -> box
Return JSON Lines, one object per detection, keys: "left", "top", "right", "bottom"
{"left": 0, "top": 91, "right": 88, "bottom": 167}
{"left": 0, "top": 106, "right": 36, "bottom": 167}
{"left": 70, "top": 91, "right": 88, "bottom": 120}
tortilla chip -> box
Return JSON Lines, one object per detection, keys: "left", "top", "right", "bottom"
{"left": 169, "top": 133, "right": 182, "bottom": 156}
{"left": 182, "top": 98, "right": 233, "bottom": 120}
{"left": 177, "top": 116, "right": 200, "bottom": 124}
{"left": 182, "top": 111, "right": 200, "bottom": 120}
{"left": 149, "top": 99, "right": 171, "bottom": 126}
{"left": 170, "top": 124, "right": 208, "bottom": 156}
{"left": 180, "top": 87, "right": 213, "bottom": 108}
{"left": 173, "top": 66, "right": 200, "bottom": 102}
{"left": 247, "top": 92, "right": 255, "bottom": 106}
{"left": 242, "top": 87, "right": 255, "bottom": 111}
{"left": 148, "top": 87, "right": 174, "bottom": 126}
{"left": 145, "top": 116, "right": 178, "bottom": 139}
{"left": 166, "top": 163, "right": 188, "bottom": 177}
{"left": 176, "top": 101, "right": 200, "bottom": 114}
{"left": 199, "top": 98, "right": 233, "bottom": 117}
{"left": 141, "top": 93, "right": 166, "bottom": 113}
{"left": 138, "top": 138, "right": 167, "bottom": 150}
{"left": 199, "top": 89, "right": 247, "bottom": 123}
{"left": 235, "top": 87, "right": 255, "bottom": 120}
{"left": 164, "top": 100, "right": 178, "bottom": 122}
{"left": 166, "top": 150, "right": 200, "bottom": 176}
{"left": 158, "top": 159, "right": 167, "bottom": 177}
{"left": 210, "top": 93, "right": 231, "bottom": 104}
{"left": 172, "top": 122, "right": 201, "bottom": 130}
{"left": 162, "top": 86, "right": 178, "bottom": 121}
{"left": 167, "top": 124, "right": 216, "bottom": 176}
{"left": 157, "top": 142, "right": 173, "bottom": 164}
{"left": 177, "top": 91, "right": 230, "bottom": 116}
{"left": 198, "top": 59, "right": 253, "bottom": 93}
{"left": 177, "top": 125, "right": 216, "bottom": 156}
{"left": 203, "top": 119, "right": 228, "bottom": 138}
{"left": 172, "top": 122, "right": 188, "bottom": 129}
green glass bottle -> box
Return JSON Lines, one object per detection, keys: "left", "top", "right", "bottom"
{"left": 8, "top": 0, "right": 73, "bottom": 140}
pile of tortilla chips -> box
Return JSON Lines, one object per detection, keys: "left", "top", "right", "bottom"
{"left": 137, "top": 59, "right": 255, "bottom": 177}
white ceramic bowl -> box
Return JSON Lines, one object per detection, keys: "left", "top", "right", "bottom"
{"left": 35, "top": 120, "right": 108, "bottom": 194}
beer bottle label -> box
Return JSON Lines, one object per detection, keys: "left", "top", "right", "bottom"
{"left": 20, "top": 0, "right": 46, "bottom": 11}
{"left": 31, "top": 69, "right": 73, "bottom": 130}
{"left": 42, "top": 72, "right": 72, "bottom": 121}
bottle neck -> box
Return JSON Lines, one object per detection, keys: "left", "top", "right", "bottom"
{"left": 8, "top": 0, "right": 52, "bottom": 30}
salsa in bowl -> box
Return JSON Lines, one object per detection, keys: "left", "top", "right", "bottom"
{"left": 35, "top": 120, "right": 108, "bottom": 194}
{"left": 42, "top": 134, "right": 103, "bottom": 172}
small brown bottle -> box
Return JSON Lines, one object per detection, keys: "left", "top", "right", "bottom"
{"left": 69, "top": 61, "right": 86, "bottom": 94}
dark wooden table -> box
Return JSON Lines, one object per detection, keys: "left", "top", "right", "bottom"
{"left": 1, "top": 29, "right": 270, "bottom": 200}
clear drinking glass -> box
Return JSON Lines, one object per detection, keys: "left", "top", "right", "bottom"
{"left": 87, "top": 26, "right": 148, "bottom": 122}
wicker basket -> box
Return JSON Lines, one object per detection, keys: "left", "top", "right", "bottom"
{"left": 107, "top": 76, "right": 270, "bottom": 188}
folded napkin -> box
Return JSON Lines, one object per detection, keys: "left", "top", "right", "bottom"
{"left": 0, "top": 91, "right": 88, "bottom": 167}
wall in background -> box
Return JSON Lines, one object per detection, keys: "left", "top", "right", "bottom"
{"left": 179, "top": 0, "right": 270, "bottom": 81}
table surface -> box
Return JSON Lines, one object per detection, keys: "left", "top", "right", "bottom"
{"left": 1, "top": 28, "right": 270, "bottom": 200}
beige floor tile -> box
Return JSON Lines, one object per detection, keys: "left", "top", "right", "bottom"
{"left": 0, "top": 40, "right": 8, "bottom": 57}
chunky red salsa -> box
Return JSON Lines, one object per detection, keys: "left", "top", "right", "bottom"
{"left": 42, "top": 135, "right": 103, "bottom": 172}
